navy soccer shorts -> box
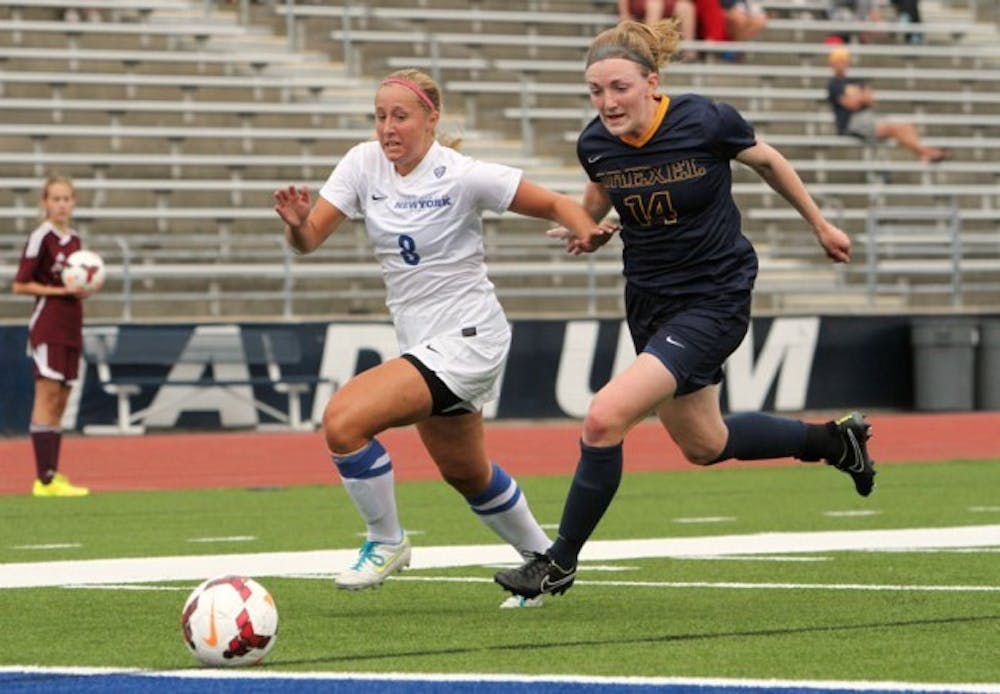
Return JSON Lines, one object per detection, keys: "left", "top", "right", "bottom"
{"left": 625, "top": 284, "right": 751, "bottom": 397}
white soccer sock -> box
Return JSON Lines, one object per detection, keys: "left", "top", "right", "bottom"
{"left": 333, "top": 440, "right": 404, "bottom": 546}
{"left": 466, "top": 463, "right": 550, "bottom": 558}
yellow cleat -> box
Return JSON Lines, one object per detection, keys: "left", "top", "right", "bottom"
{"left": 32, "top": 473, "right": 90, "bottom": 498}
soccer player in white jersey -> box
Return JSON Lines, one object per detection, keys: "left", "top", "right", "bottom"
{"left": 274, "top": 69, "right": 613, "bottom": 604}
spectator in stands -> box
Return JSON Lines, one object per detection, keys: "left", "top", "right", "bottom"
{"left": 890, "top": 0, "right": 923, "bottom": 44}
{"left": 619, "top": 0, "right": 699, "bottom": 61}
{"left": 826, "top": 47, "right": 950, "bottom": 161}
{"left": 720, "top": 0, "right": 768, "bottom": 41}
{"left": 889, "top": 0, "right": 920, "bottom": 22}
{"left": 690, "top": 0, "right": 764, "bottom": 61}
{"left": 694, "top": 0, "right": 729, "bottom": 41}
{"left": 826, "top": 0, "right": 887, "bottom": 43}
{"left": 494, "top": 19, "right": 876, "bottom": 601}
{"left": 62, "top": 5, "right": 101, "bottom": 22}
{"left": 828, "top": 0, "right": 886, "bottom": 23}
{"left": 273, "top": 69, "right": 613, "bottom": 604}
{"left": 11, "top": 175, "right": 91, "bottom": 498}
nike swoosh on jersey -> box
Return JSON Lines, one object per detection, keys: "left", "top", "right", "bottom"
{"left": 665, "top": 335, "right": 686, "bottom": 349}
{"left": 371, "top": 194, "right": 388, "bottom": 201}
{"left": 587, "top": 154, "right": 603, "bottom": 163}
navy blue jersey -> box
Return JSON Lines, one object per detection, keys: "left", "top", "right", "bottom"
{"left": 578, "top": 93, "right": 758, "bottom": 298}
{"left": 826, "top": 76, "right": 870, "bottom": 135}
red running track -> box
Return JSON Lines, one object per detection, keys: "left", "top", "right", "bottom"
{"left": 1, "top": 412, "right": 998, "bottom": 495}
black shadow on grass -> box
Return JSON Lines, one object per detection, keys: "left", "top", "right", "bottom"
{"left": 266, "top": 613, "right": 999, "bottom": 667}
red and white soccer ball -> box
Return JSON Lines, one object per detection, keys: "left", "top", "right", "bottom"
{"left": 61, "top": 249, "right": 105, "bottom": 293}
{"left": 180, "top": 575, "right": 279, "bottom": 667}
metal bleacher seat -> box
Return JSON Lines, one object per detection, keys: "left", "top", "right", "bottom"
{"left": 0, "top": 17, "right": 253, "bottom": 52}
{"left": 489, "top": 57, "right": 1000, "bottom": 87}
{"left": 451, "top": 78, "right": 1000, "bottom": 154}
{"left": 3, "top": 0, "right": 189, "bottom": 20}
{"left": 0, "top": 96, "right": 373, "bottom": 124}
{"left": 0, "top": 43, "right": 315, "bottom": 73}
{"left": 0, "top": 68, "right": 364, "bottom": 101}
{"left": 0, "top": 150, "right": 341, "bottom": 184}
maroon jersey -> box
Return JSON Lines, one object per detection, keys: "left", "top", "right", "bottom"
{"left": 15, "top": 222, "right": 83, "bottom": 349}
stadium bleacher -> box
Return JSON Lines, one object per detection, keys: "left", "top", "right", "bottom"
{"left": 1, "top": 0, "right": 997, "bottom": 321}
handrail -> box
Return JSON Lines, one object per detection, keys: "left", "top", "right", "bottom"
{"left": 864, "top": 202, "right": 964, "bottom": 307}
{"left": 0, "top": 236, "right": 627, "bottom": 321}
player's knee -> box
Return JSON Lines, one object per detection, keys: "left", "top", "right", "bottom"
{"left": 439, "top": 463, "right": 486, "bottom": 496}
{"left": 322, "top": 402, "right": 367, "bottom": 454}
{"left": 682, "top": 444, "right": 719, "bottom": 466}
{"left": 582, "top": 401, "right": 628, "bottom": 446}
{"left": 673, "top": 433, "right": 724, "bottom": 466}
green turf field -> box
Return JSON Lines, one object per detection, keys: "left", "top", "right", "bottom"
{"left": 1, "top": 459, "right": 998, "bottom": 682}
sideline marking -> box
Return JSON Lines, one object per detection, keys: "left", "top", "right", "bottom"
{"left": 63, "top": 584, "right": 190, "bottom": 592}
{"left": 388, "top": 576, "right": 999, "bottom": 592}
{"left": 486, "top": 563, "right": 640, "bottom": 571}
{"left": 64, "top": 575, "right": 999, "bottom": 593}
{"left": 0, "top": 525, "right": 997, "bottom": 589}
{"left": 186, "top": 536, "right": 256, "bottom": 543}
{"left": 1, "top": 666, "right": 999, "bottom": 693}
{"left": 11, "top": 543, "right": 82, "bottom": 550}
{"left": 673, "top": 555, "right": 830, "bottom": 562}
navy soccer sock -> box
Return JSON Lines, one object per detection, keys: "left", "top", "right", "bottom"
{"left": 711, "top": 412, "right": 841, "bottom": 463}
{"left": 548, "top": 440, "right": 623, "bottom": 569}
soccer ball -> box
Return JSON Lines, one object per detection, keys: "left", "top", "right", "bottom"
{"left": 61, "top": 249, "right": 105, "bottom": 293}
{"left": 180, "top": 575, "right": 278, "bottom": 667}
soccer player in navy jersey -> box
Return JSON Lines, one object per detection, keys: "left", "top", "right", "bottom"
{"left": 12, "top": 175, "right": 90, "bottom": 497}
{"left": 495, "top": 19, "right": 876, "bottom": 600}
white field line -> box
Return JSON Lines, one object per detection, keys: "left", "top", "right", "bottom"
{"left": 0, "top": 525, "right": 997, "bottom": 590}
{"left": 0, "top": 666, "right": 998, "bottom": 693}
{"left": 62, "top": 574, "right": 1000, "bottom": 593}
{"left": 392, "top": 576, "right": 1000, "bottom": 592}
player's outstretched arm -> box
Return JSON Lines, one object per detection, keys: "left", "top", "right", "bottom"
{"left": 274, "top": 185, "right": 346, "bottom": 255}
{"left": 515, "top": 179, "right": 616, "bottom": 255}
{"left": 735, "top": 141, "right": 851, "bottom": 263}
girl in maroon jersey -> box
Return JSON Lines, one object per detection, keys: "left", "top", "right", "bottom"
{"left": 12, "top": 175, "right": 91, "bottom": 497}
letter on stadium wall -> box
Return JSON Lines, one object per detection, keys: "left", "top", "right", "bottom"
{"left": 144, "top": 325, "right": 257, "bottom": 428}
{"left": 313, "top": 324, "right": 400, "bottom": 424}
{"left": 555, "top": 321, "right": 635, "bottom": 418}
{"left": 725, "top": 317, "right": 820, "bottom": 411}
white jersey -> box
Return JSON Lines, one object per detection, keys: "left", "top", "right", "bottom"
{"left": 319, "top": 140, "right": 522, "bottom": 351}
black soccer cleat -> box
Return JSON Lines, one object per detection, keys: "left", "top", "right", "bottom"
{"left": 827, "top": 411, "right": 876, "bottom": 497}
{"left": 494, "top": 552, "right": 576, "bottom": 599}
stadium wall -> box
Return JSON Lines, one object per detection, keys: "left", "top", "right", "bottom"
{"left": 0, "top": 315, "right": 995, "bottom": 435}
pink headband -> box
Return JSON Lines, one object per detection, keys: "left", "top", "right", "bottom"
{"left": 380, "top": 77, "right": 437, "bottom": 112}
